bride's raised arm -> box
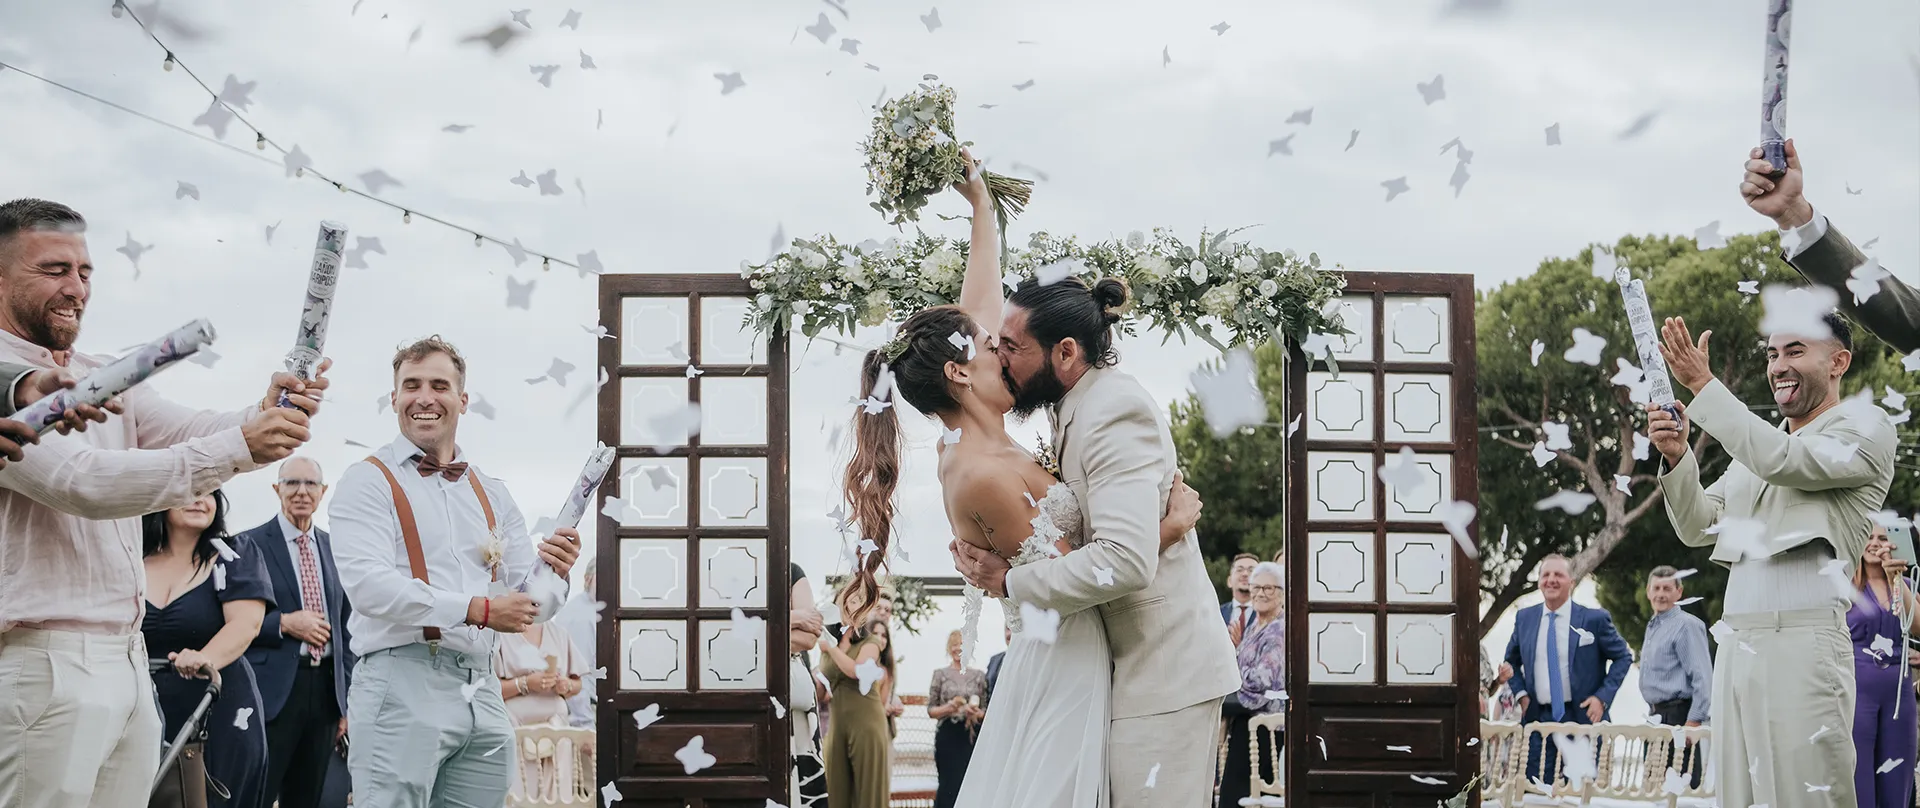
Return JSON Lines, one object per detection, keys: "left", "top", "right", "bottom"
{"left": 953, "top": 147, "right": 1004, "bottom": 344}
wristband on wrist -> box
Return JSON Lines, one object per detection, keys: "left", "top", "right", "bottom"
{"left": 482, "top": 598, "right": 491, "bottom": 628}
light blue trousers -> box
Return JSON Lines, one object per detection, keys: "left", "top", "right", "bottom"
{"left": 347, "top": 644, "right": 513, "bottom": 808}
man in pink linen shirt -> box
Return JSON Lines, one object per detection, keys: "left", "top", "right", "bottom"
{"left": 0, "top": 198, "right": 326, "bottom": 808}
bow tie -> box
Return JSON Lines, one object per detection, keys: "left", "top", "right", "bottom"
{"left": 414, "top": 454, "right": 469, "bottom": 481}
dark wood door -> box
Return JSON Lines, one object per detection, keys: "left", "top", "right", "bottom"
{"left": 596, "top": 274, "right": 791, "bottom": 807}
{"left": 1286, "top": 272, "right": 1481, "bottom": 806}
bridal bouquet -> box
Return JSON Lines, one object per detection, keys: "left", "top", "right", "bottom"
{"left": 863, "top": 84, "right": 1033, "bottom": 227}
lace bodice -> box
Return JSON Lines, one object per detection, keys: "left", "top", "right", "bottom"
{"left": 961, "top": 484, "right": 1085, "bottom": 662}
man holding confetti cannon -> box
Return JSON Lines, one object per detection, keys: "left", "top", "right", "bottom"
{"left": 328, "top": 335, "right": 594, "bottom": 808}
{"left": 0, "top": 197, "right": 328, "bottom": 808}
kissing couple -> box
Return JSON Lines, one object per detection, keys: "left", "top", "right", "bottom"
{"left": 839, "top": 152, "right": 1241, "bottom": 808}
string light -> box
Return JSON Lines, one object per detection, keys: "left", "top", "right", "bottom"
{"left": 542, "top": 257, "right": 551, "bottom": 272}
{"left": 91, "top": 4, "right": 584, "bottom": 274}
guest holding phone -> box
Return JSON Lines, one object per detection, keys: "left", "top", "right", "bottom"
{"left": 1851, "top": 523, "right": 1920, "bottom": 808}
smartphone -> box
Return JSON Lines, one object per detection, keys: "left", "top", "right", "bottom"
{"left": 1891, "top": 524, "right": 1919, "bottom": 567}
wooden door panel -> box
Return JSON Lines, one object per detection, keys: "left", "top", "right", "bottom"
{"left": 598, "top": 275, "right": 791, "bottom": 807}
{"left": 1288, "top": 273, "right": 1480, "bottom": 804}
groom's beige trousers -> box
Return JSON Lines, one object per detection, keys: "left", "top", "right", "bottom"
{"left": 1712, "top": 607, "right": 1856, "bottom": 808}
{"left": 1109, "top": 699, "right": 1223, "bottom": 808}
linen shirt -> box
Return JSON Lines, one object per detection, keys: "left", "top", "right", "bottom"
{"left": 1636, "top": 606, "right": 1713, "bottom": 723}
{"left": 329, "top": 435, "right": 567, "bottom": 658}
{"left": 1531, "top": 601, "right": 1575, "bottom": 706}
{"left": 276, "top": 512, "right": 330, "bottom": 611}
{"left": 0, "top": 329, "right": 259, "bottom": 635}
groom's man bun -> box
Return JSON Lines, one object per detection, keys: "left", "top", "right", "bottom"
{"left": 1007, "top": 275, "right": 1127, "bottom": 369}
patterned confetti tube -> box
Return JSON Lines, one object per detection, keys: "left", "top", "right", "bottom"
{"left": 277, "top": 222, "right": 346, "bottom": 410}
{"left": 16, "top": 319, "right": 216, "bottom": 434}
{"left": 1758, "top": 0, "right": 1792, "bottom": 174}
{"left": 1616, "top": 269, "right": 1679, "bottom": 416}
{"left": 524, "top": 443, "right": 617, "bottom": 621}
{"left": 553, "top": 443, "right": 618, "bottom": 532}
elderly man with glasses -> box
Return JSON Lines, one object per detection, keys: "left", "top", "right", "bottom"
{"left": 240, "top": 456, "right": 356, "bottom": 808}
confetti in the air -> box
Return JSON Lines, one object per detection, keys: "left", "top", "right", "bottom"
{"left": 210, "top": 538, "right": 239, "bottom": 562}
{"left": 1615, "top": 475, "right": 1631, "bottom": 493}
{"left": 1267, "top": 135, "right": 1295, "bottom": 157}
{"left": 1759, "top": 284, "right": 1838, "bottom": 341}
{"left": 1545, "top": 123, "right": 1562, "bottom": 145}
{"left": 1411, "top": 776, "right": 1446, "bottom": 785}
{"left": 1850, "top": 258, "right": 1891, "bottom": 306}
{"left": 1563, "top": 328, "right": 1607, "bottom": 366}
{"left": 192, "top": 99, "right": 234, "bottom": 138}
{"left": 560, "top": 9, "right": 581, "bottom": 29}
{"left": 1541, "top": 421, "right": 1572, "bottom": 451}
{"left": 1416, "top": 74, "right": 1446, "bottom": 105}
{"left": 1693, "top": 221, "right": 1725, "bottom": 249}
{"left": 1286, "top": 108, "right": 1312, "bottom": 125}
{"left": 806, "top": 14, "right": 836, "bottom": 43}
{"left": 1377, "top": 446, "right": 1430, "bottom": 498}
{"left": 715, "top": 72, "right": 746, "bottom": 95}
{"left": 1190, "top": 349, "right": 1267, "bottom": 437}
{"left": 1381, "top": 176, "right": 1410, "bottom": 202}
{"left": 1013, "top": 79, "right": 1036, "bottom": 91}
{"left": 505, "top": 276, "right": 536, "bottom": 310}
{"left": 1211, "top": 21, "right": 1231, "bottom": 35}
{"left": 1345, "top": 129, "right": 1360, "bottom": 151}
{"left": 526, "top": 357, "right": 576, "bottom": 387}
{"left": 920, "top": 7, "right": 942, "bottom": 32}
{"left": 175, "top": 181, "right": 199, "bottom": 201}
{"left": 941, "top": 426, "right": 962, "bottom": 446}
{"left": 1530, "top": 340, "right": 1545, "bottom": 366}
{"left": 1535, "top": 490, "right": 1597, "bottom": 515}
{"left": 855, "top": 658, "right": 887, "bottom": 694}
{"left": 676, "top": 736, "right": 718, "bottom": 774}
{"left": 1145, "top": 764, "right": 1161, "bottom": 788}
{"left": 633, "top": 703, "right": 662, "bottom": 730}
{"left": 461, "top": 679, "right": 486, "bottom": 703}
{"left": 213, "top": 563, "right": 227, "bottom": 590}
{"left": 600, "top": 782, "right": 622, "bottom": 808}
{"left": 537, "top": 169, "right": 563, "bottom": 196}
{"left": 1438, "top": 500, "right": 1478, "bottom": 558}
{"left": 1616, "top": 111, "right": 1659, "bottom": 140}
{"left": 1738, "top": 280, "right": 1759, "bottom": 295}
{"left": 579, "top": 51, "right": 596, "bottom": 70}
{"left": 1020, "top": 603, "right": 1061, "bottom": 644}
{"left": 282, "top": 144, "right": 312, "bottom": 179}
{"left": 359, "top": 170, "right": 403, "bottom": 195}
{"left": 233, "top": 707, "right": 253, "bottom": 731}
{"left": 1093, "top": 566, "right": 1116, "bottom": 586}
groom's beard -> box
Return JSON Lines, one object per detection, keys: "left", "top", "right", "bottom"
{"left": 1008, "top": 355, "right": 1068, "bottom": 419}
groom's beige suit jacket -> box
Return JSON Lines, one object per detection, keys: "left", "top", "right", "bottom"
{"left": 1004, "top": 366, "right": 1241, "bottom": 720}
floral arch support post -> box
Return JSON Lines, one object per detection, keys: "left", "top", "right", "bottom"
{"left": 741, "top": 227, "right": 1350, "bottom": 353}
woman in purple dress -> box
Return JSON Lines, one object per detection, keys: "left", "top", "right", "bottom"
{"left": 1850, "top": 524, "right": 1919, "bottom": 808}
{"left": 1218, "top": 561, "right": 1285, "bottom": 808}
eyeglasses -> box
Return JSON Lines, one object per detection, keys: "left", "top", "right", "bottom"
{"left": 1250, "top": 585, "right": 1282, "bottom": 595}
{"left": 277, "top": 479, "right": 323, "bottom": 490}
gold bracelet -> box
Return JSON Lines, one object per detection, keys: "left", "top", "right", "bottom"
{"left": 516, "top": 677, "right": 527, "bottom": 695}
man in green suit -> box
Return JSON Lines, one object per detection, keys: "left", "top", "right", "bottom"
{"left": 1742, "top": 139, "right": 1920, "bottom": 353}
{"left": 1651, "top": 311, "right": 1895, "bottom": 808}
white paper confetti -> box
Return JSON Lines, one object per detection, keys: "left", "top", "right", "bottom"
{"left": 1377, "top": 446, "right": 1430, "bottom": 498}
{"left": 1387, "top": 745, "right": 1412, "bottom": 753}
{"left": 1675, "top": 596, "right": 1702, "bottom": 606}
{"left": 1564, "top": 328, "right": 1607, "bottom": 366}
{"left": 1411, "top": 775, "right": 1445, "bottom": 785}
{"left": 1879, "top": 759, "right": 1905, "bottom": 775}
{"left": 1759, "top": 285, "right": 1838, "bottom": 341}
{"left": 1438, "top": 500, "right": 1478, "bottom": 558}
{"left": 1614, "top": 475, "right": 1631, "bottom": 493}
{"left": 1535, "top": 490, "right": 1597, "bottom": 515}
{"left": 1632, "top": 433, "right": 1651, "bottom": 461}
{"left": 633, "top": 703, "right": 662, "bottom": 730}
{"left": 1416, "top": 74, "right": 1445, "bottom": 105}
{"left": 1531, "top": 442, "right": 1555, "bottom": 467}
{"left": 601, "top": 782, "right": 622, "bottom": 808}
{"left": 854, "top": 658, "right": 887, "bottom": 695}
{"left": 1380, "top": 176, "right": 1411, "bottom": 202}
{"left": 210, "top": 538, "right": 239, "bottom": 562}
{"left": 675, "top": 736, "right": 717, "bottom": 774}
{"left": 1019, "top": 602, "right": 1061, "bottom": 644}
{"left": 214, "top": 563, "right": 227, "bottom": 591}
{"left": 1191, "top": 349, "right": 1267, "bottom": 437}
{"left": 1144, "top": 763, "right": 1160, "bottom": 788}
{"left": 1541, "top": 421, "right": 1572, "bottom": 451}
{"left": 1093, "top": 567, "right": 1116, "bottom": 586}
{"left": 461, "top": 679, "right": 485, "bottom": 703}
{"left": 941, "top": 426, "right": 962, "bottom": 446}
{"left": 1738, "top": 280, "right": 1760, "bottom": 295}
{"left": 233, "top": 707, "right": 253, "bottom": 731}
{"left": 1530, "top": 340, "right": 1545, "bottom": 366}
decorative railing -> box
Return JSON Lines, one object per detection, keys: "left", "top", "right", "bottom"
{"left": 1479, "top": 720, "right": 1712, "bottom": 807}
{"left": 508, "top": 724, "right": 596, "bottom": 807}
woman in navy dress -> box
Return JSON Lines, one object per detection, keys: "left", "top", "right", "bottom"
{"left": 141, "top": 490, "right": 275, "bottom": 808}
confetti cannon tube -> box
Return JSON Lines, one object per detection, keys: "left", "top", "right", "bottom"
{"left": 277, "top": 222, "right": 346, "bottom": 410}
{"left": 15, "top": 319, "right": 216, "bottom": 435}
{"left": 1758, "top": 0, "right": 1792, "bottom": 174}
{"left": 524, "top": 443, "right": 617, "bottom": 621}
{"left": 1616, "top": 269, "right": 1679, "bottom": 419}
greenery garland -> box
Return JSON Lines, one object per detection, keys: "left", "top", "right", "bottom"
{"left": 742, "top": 227, "right": 1351, "bottom": 353}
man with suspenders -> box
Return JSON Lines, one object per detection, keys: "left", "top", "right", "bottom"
{"left": 329, "top": 336, "right": 580, "bottom": 808}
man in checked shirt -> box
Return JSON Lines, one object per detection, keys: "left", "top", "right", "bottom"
{"left": 1637, "top": 565, "right": 1712, "bottom": 787}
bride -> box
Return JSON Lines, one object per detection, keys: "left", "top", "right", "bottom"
{"left": 840, "top": 151, "right": 1203, "bottom": 808}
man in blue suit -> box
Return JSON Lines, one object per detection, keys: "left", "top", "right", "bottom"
{"left": 1502, "top": 554, "right": 1633, "bottom": 781}
{"left": 243, "top": 456, "right": 355, "bottom": 808}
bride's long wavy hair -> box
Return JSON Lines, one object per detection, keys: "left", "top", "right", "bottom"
{"left": 844, "top": 305, "right": 982, "bottom": 627}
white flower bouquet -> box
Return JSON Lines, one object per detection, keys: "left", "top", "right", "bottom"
{"left": 863, "top": 84, "right": 1033, "bottom": 227}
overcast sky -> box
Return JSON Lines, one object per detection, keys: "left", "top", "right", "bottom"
{"left": 2, "top": 0, "right": 1916, "bottom": 678}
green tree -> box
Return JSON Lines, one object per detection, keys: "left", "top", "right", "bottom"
{"left": 1169, "top": 341, "right": 1289, "bottom": 598}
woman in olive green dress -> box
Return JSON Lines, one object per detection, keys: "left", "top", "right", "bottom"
{"left": 819, "top": 616, "right": 896, "bottom": 808}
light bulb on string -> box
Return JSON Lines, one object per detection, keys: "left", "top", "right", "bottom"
{"left": 255, "top": 133, "right": 267, "bottom": 150}
{"left": 111, "top": 1, "right": 125, "bottom": 18}
{"left": 402, "top": 211, "right": 412, "bottom": 224}
{"left": 474, "top": 234, "right": 483, "bottom": 248}
{"left": 542, "top": 257, "right": 551, "bottom": 272}
{"left": 163, "top": 53, "right": 175, "bottom": 72}
{"left": 336, "top": 183, "right": 346, "bottom": 193}
{"left": 295, "top": 167, "right": 305, "bottom": 178}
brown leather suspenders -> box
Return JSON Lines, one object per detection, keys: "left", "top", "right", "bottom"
{"left": 364, "top": 456, "right": 498, "bottom": 643}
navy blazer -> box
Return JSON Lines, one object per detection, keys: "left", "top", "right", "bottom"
{"left": 985, "top": 651, "right": 1006, "bottom": 700}
{"left": 1503, "top": 602, "right": 1633, "bottom": 718}
{"left": 1220, "top": 601, "right": 1254, "bottom": 630}
{"left": 242, "top": 517, "right": 354, "bottom": 722}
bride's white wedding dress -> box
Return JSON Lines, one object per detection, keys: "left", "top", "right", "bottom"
{"left": 954, "top": 483, "right": 1110, "bottom": 808}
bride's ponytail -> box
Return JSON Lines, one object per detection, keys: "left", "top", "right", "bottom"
{"left": 843, "top": 349, "right": 900, "bottom": 627}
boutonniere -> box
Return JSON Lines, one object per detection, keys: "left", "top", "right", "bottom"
{"left": 1033, "top": 436, "right": 1061, "bottom": 481}
{"left": 481, "top": 528, "right": 506, "bottom": 578}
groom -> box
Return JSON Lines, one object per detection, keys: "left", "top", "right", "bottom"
{"left": 952, "top": 277, "right": 1240, "bottom": 808}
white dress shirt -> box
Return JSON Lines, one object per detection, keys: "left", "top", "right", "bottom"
{"left": 0, "top": 329, "right": 259, "bottom": 635}
{"left": 1532, "top": 601, "right": 1574, "bottom": 705}
{"left": 1781, "top": 206, "right": 1829, "bottom": 259}
{"left": 276, "top": 512, "right": 329, "bottom": 608}
{"left": 329, "top": 435, "right": 567, "bottom": 657}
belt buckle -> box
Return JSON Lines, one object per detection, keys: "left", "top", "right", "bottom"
{"left": 428, "top": 639, "right": 441, "bottom": 657}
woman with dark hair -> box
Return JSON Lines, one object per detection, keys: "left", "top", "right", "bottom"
{"left": 817, "top": 615, "right": 897, "bottom": 808}
{"left": 841, "top": 151, "right": 1202, "bottom": 808}
{"left": 141, "top": 491, "right": 276, "bottom": 808}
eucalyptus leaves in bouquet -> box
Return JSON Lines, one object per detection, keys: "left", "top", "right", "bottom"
{"left": 863, "top": 84, "right": 1033, "bottom": 229}
{"left": 741, "top": 232, "right": 971, "bottom": 339}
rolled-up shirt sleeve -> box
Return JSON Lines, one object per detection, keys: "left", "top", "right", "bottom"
{"left": 329, "top": 462, "right": 474, "bottom": 630}
{"left": 0, "top": 425, "right": 255, "bottom": 521}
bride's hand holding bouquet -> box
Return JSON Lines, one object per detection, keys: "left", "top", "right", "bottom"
{"left": 862, "top": 83, "right": 1032, "bottom": 228}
